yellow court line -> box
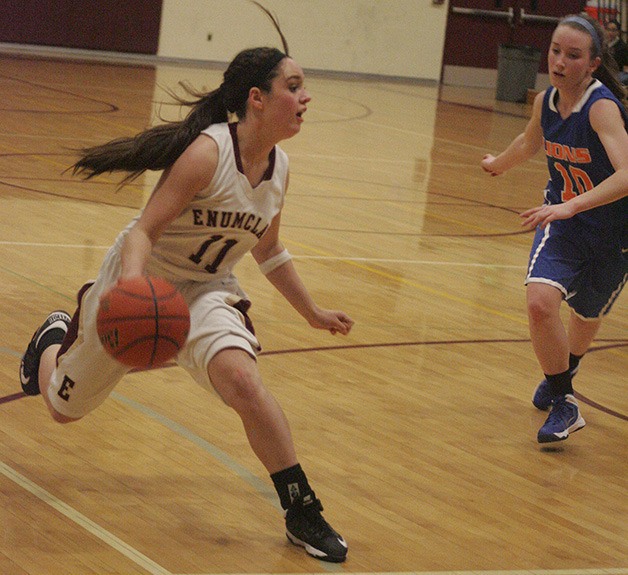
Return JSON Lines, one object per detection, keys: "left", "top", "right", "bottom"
{"left": 287, "top": 239, "right": 529, "bottom": 327}
{"left": 1, "top": 140, "right": 71, "bottom": 173}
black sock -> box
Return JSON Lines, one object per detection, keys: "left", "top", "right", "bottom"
{"left": 569, "top": 353, "right": 583, "bottom": 374}
{"left": 270, "top": 463, "right": 312, "bottom": 510}
{"left": 545, "top": 369, "right": 573, "bottom": 397}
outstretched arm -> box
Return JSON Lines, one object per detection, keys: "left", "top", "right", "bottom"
{"left": 252, "top": 212, "right": 354, "bottom": 336}
{"left": 481, "top": 91, "right": 545, "bottom": 176}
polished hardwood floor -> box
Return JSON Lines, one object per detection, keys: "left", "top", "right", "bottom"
{"left": 0, "top": 52, "right": 626, "bottom": 575}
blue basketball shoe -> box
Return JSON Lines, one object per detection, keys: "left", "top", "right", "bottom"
{"left": 537, "top": 394, "right": 586, "bottom": 443}
{"left": 532, "top": 379, "right": 554, "bottom": 411}
{"left": 532, "top": 364, "right": 580, "bottom": 411}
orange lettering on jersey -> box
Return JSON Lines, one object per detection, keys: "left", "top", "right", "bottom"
{"left": 563, "top": 146, "right": 578, "bottom": 162}
{"left": 571, "top": 166, "right": 594, "bottom": 194}
{"left": 553, "top": 162, "right": 595, "bottom": 202}
{"left": 544, "top": 140, "right": 591, "bottom": 164}
{"left": 551, "top": 143, "right": 564, "bottom": 160}
{"left": 575, "top": 148, "right": 591, "bottom": 163}
{"left": 554, "top": 163, "right": 576, "bottom": 201}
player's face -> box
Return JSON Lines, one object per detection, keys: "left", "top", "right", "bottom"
{"left": 264, "top": 58, "right": 311, "bottom": 140}
{"left": 548, "top": 25, "right": 600, "bottom": 90}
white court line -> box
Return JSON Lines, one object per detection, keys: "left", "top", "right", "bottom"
{"left": 2, "top": 419, "right": 625, "bottom": 575}
{"left": 297, "top": 256, "right": 525, "bottom": 269}
{"left": 0, "top": 461, "right": 173, "bottom": 575}
{"left": 2, "top": 374, "right": 625, "bottom": 575}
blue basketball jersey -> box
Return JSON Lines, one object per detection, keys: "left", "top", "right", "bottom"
{"left": 541, "top": 79, "right": 627, "bottom": 229}
{"left": 527, "top": 80, "right": 627, "bottom": 318}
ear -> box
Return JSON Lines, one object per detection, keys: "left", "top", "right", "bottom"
{"left": 248, "top": 87, "right": 264, "bottom": 111}
{"left": 590, "top": 55, "right": 602, "bottom": 73}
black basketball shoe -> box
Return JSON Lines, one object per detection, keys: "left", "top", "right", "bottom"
{"left": 20, "top": 311, "right": 71, "bottom": 396}
{"left": 285, "top": 492, "right": 347, "bottom": 562}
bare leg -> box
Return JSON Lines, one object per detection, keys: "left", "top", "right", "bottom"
{"left": 208, "top": 349, "right": 348, "bottom": 562}
{"left": 526, "top": 283, "right": 569, "bottom": 375}
{"left": 39, "top": 345, "right": 80, "bottom": 424}
{"left": 208, "top": 348, "right": 297, "bottom": 474}
{"left": 567, "top": 309, "right": 601, "bottom": 357}
{"left": 527, "top": 286, "right": 589, "bottom": 443}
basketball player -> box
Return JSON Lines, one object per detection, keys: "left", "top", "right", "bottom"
{"left": 481, "top": 14, "right": 627, "bottom": 444}
{"left": 18, "top": 11, "right": 353, "bottom": 563}
{"left": 520, "top": 183, "right": 628, "bottom": 228}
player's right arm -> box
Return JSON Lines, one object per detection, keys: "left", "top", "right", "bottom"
{"left": 119, "top": 135, "right": 218, "bottom": 280}
{"left": 481, "top": 90, "right": 545, "bottom": 176}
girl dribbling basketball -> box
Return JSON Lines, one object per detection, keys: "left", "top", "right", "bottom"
{"left": 19, "top": 7, "right": 353, "bottom": 563}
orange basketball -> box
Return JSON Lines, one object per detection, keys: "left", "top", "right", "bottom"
{"left": 97, "top": 276, "right": 190, "bottom": 369}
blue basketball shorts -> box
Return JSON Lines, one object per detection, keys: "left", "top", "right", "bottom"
{"left": 525, "top": 219, "right": 627, "bottom": 319}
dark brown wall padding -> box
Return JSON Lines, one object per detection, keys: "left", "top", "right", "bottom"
{"left": 0, "top": 0, "right": 163, "bottom": 54}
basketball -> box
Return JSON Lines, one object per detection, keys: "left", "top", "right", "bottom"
{"left": 97, "top": 276, "right": 190, "bottom": 369}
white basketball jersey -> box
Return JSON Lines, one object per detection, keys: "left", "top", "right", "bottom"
{"left": 131, "top": 123, "right": 288, "bottom": 283}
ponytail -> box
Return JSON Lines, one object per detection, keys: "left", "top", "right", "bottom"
{"left": 593, "top": 52, "right": 627, "bottom": 104}
{"left": 73, "top": 1, "right": 289, "bottom": 186}
{"left": 72, "top": 85, "right": 227, "bottom": 185}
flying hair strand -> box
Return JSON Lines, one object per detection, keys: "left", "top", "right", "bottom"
{"left": 249, "top": 1, "right": 289, "bottom": 55}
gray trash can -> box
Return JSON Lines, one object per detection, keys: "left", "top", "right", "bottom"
{"left": 496, "top": 44, "right": 542, "bottom": 103}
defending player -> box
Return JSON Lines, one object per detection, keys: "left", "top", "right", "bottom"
{"left": 481, "top": 14, "right": 628, "bottom": 443}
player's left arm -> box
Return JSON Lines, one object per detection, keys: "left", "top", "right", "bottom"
{"left": 587, "top": 98, "right": 628, "bottom": 203}
{"left": 520, "top": 100, "right": 628, "bottom": 228}
{"left": 251, "top": 177, "right": 354, "bottom": 336}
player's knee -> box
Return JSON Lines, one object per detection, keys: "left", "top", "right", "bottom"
{"left": 220, "top": 369, "right": 266, "bottom": 413}
{"left": 526, "top": 285, "right": 561, "bottom": 323}
{"left": 45, "top": 402, "right": 82, "bottom": 424}
{"left": 50, "top": 411, "right": 82, "bottom": 424}
{"left": 526, "top": 294, "right": 556, "bottom": 323}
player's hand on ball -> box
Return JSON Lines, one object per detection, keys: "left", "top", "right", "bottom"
{"left": 97, "top": 276, "right": 190, "bottom": 368}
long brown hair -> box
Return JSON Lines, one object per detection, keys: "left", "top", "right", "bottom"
{"left": 72, "top": 2, "right": 289, "bottom": 185}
